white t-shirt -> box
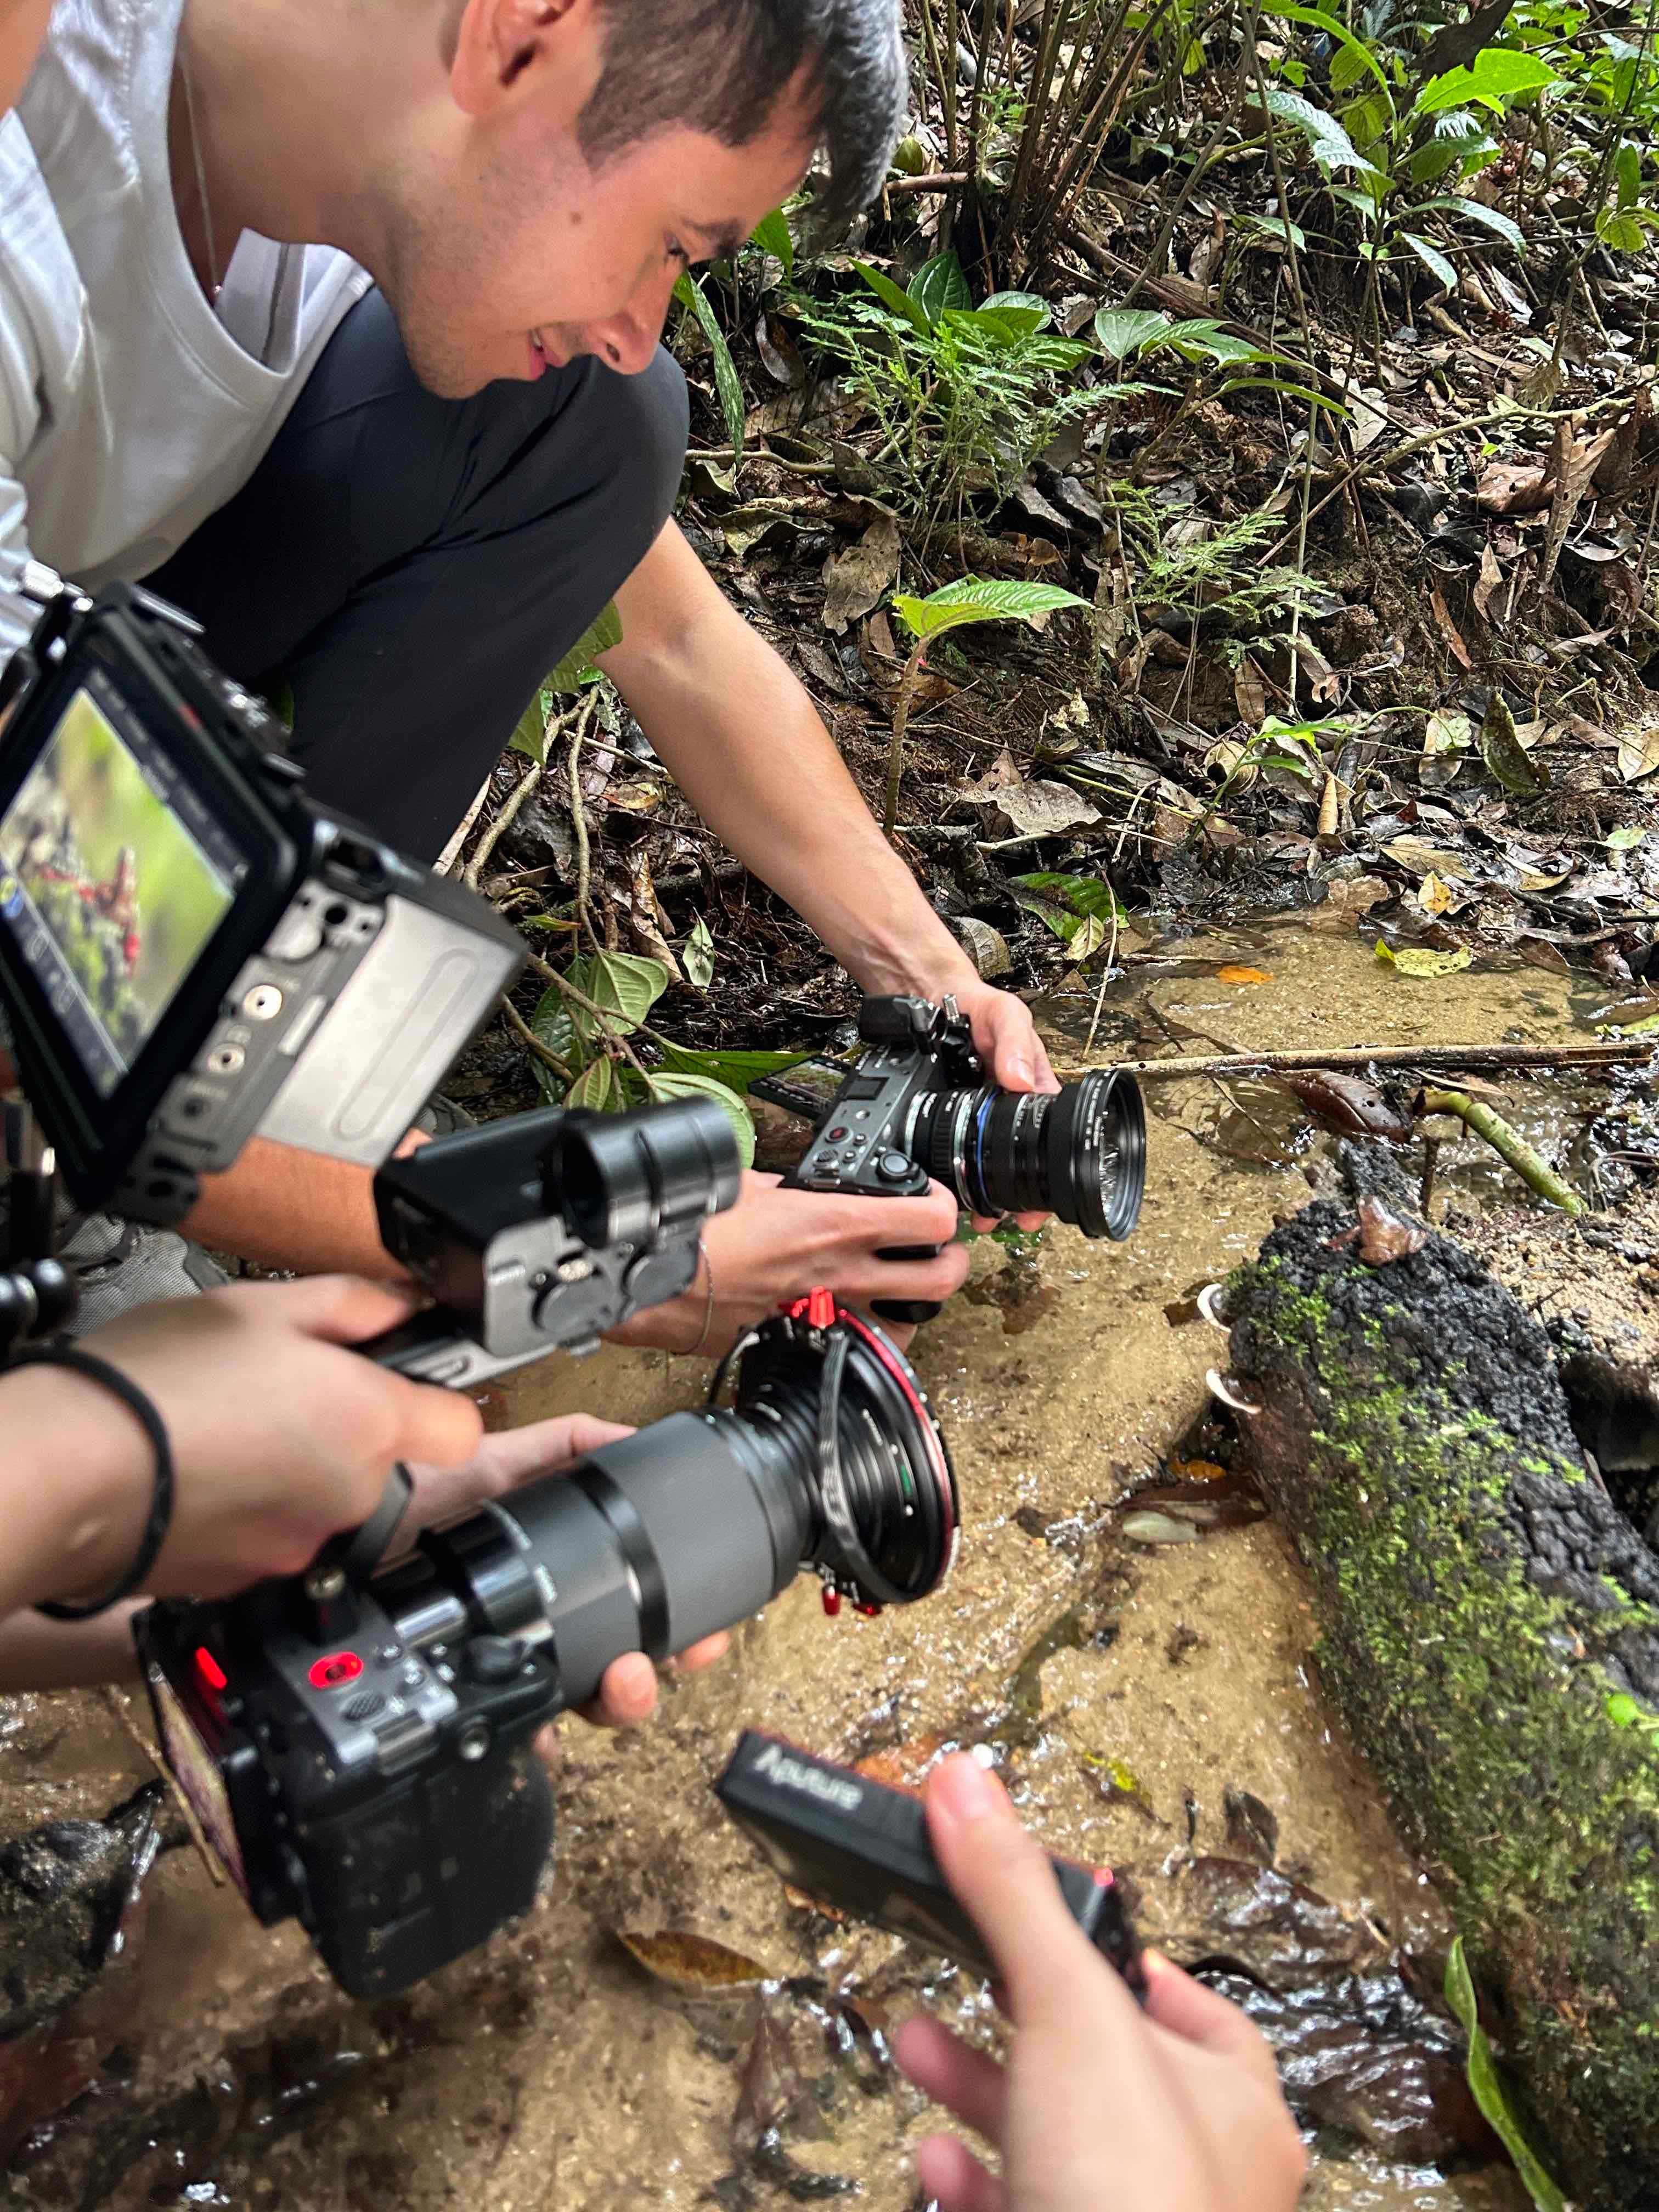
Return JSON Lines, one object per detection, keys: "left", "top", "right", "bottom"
{"left": 0, "top": 0, "right": 370, "bottom": 657}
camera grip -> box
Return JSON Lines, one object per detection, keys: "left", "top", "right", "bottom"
{"left": 872, "top": 1242, "right": 944, "bottom": 1328}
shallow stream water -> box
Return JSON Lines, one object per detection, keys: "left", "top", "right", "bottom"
{"left": 7, "top": 921, "right": 1626, "bottom": 2209}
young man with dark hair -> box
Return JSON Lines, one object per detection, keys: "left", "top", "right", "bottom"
{"left": 0, "top": 0, "right": 1055, "bottom": 1351}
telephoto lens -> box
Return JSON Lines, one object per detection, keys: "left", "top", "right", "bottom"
{"left": 374, "top": 1295, "right": 957, "bottom": 1708}
{"left": 909, "top": 1068, "right": 1146, "bottom": 1240}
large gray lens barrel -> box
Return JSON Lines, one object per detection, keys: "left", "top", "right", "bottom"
{"left": 490, "top": 1413, "right": 810, "bottom": 1712}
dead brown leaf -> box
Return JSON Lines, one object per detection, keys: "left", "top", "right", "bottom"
{"left": 1472, "top": 541, "right": 1505, "bottom": 622}
{"left": 1307, "top": 874, "right": 1391, "bottom": 928}
{"left": 1355, "top": 1194, "right": 1429, "bottom": 1266}
{"left": 1281, "top": 1071, "right": 1413, "bottom": 1141}
{"left": 1428, "top": 580, "right": 1472, "bottom": 669}
{"left": 1474, "top": 458, "right": 1551, "bottom": 516}
{"left": 821, "top": 513, "right": 900, "bottom": 636}
{"left": 1618, "top": 726, "right": 1659, "bottom": 784}
{"left": 619, "top": 1930, "right": 771, "bottom": 1991}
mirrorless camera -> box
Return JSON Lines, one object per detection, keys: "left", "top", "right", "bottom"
{"left": 753, "top": 994, "right": 1147, "bottom": 1322}
{"left": 0, "top": 575, "right": 521, "bottom": 1223}
{"left": 136, "top": 1296, "right": 958, "bottom": 1999}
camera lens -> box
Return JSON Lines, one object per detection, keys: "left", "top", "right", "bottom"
{"left": 912, "top": 1070, "right": 1146, "bottom": 1240}
{"left": 544, "top": 1094, "right": 744, "bottom": 1253}
{"left": 379, "top": 1311, "right": 957, "bottom": 1714}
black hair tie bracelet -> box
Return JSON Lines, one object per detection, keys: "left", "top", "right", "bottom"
{"left": 11, "top": 1345, "right": 176, "bottom": 1620}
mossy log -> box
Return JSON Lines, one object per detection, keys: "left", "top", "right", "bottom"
{"left": 1225, "top": 1168, "right": 1659, "bottom": 2211}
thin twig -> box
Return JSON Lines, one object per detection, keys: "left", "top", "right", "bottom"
{"left": 500, "top": 994, "right": 574, "bottom": 1085}
{"left": 465, "top": 758, "right": 544, "bottom": 889}
{"left": 1063, "top": 1040, "right": 1653, "bottom": 1080}
{"left": 1419, "top": 1085, "right": 1584, "bottom": 1215}
{"left": 886, "top": 170, "right": 973, "bottom": 194}
{"left": 568, "top": 692, "right": 602, "bottom": 955}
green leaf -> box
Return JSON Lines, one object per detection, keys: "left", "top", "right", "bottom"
{"left": 981, "top": 289, "right": 1052, "bottom": 328}
{"left": 683, "top": 914, "right": 715, "bottom": 991}
{"left": 1607, "top": 1691, "right": 1646, "bottom": 1727}
{"left": 750, "top": 206, "right": 794, "bottom": 276}
{"left": 1616, "top": 140, "right": 1643, "bottom": 211}
{"left": 1158, "top": 318, "right": 1279, "bottom": 365}
{"left": 545, "top": 601, "right": 624, "bottom": 695}
{"left": 527, "top": 985, "right": 583, "bottom": 1103}
{"left": 1261, "top": 86, "right": 1376, "bottom": 176}
{"left": 1012, "top": 871, "right": 1124, "bottom": 927}
{"left": 1444, "top": 1940, "right": 1568, "bottom": 2212}
{"left": 892, "top": 577, "right": 1091, "bottom": 643}
{"left": 962, "top": 303, "right": 1055, "bottom": 345}
{"left": 1094, "top": 305, "right": 1175, "bottom": 360}
{"left": 1479, "top": 692, "right": 1549, "bottom": 797}
{"left": 1609, "top": 825, "right": 1646, "bottom": 854}
{"left": 674, "top": 270, "right": 746, "bottom": 457}
{"left": 1375, "top": 939, "right": 1473, "bottom": 978}
{"left": 645, "top": 1071, "right": 757, "bottom": 1169}
{"left": 1598, "top": 207, "right": 1650, "bottom": 252}
{"left": 909, "top": 250, "right": 971, "bottom": 323}
{"left": 1403, "top": 231, "right": 1459, "bottom": 293}
{"left": 566, "top": 1057, "right": 623, "bottom": 1111}
{"left": 854, "top": 260, "right": 934, "bottom": 337}
{"left": 1261, "top": 2, "right": 1394, "bottom": 98}
{"left": 1421, "top": 194, "right": 1526, "bottom": 252}
{"left": 1417, "top": 49, "right": 1558, "bottom": 114}
{"left": 656, "top": 1042, "right": 811, "bottom": 1090}
{"left": 565, "top": 950, "right": 669, "bottom": 1043}
{"left": 510, "top": 682, "right": 557, "bottom": 765}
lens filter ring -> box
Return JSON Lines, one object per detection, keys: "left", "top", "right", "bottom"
{"left": 817, "top": 1310, "right": 958, "bottom": 1606}
{"left": 1049, "top": 1070, "right": 1146, "bottom": 1240}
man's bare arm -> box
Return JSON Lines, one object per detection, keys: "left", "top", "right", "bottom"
{"left": 180, "top": 1136, "right": 416, "bottom": 1280}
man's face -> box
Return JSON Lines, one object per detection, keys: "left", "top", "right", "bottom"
{"left": 379, "top": 7, "right": 817, "bottom": 399}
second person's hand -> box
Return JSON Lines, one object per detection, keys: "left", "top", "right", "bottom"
{"left": 893, "top": 1754, "right": 1307, "bottom": 2212}
{"left": 602, "top": 1171, "right": 970, "bottom": 1357}
{"left": 404, "top": 1412, "right": 730, "bottom": 1730}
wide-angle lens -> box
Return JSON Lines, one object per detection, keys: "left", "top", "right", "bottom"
{"left": 544, "top": 1093, "right": 742, "bottom": 1253}
{"left": 913, "top": 1069, "right": 1145, "bottom": 1239}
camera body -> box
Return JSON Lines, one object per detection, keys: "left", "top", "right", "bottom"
{"left": 368, "top": 1097, "right": 740, "bottom": 1388}
{"left": 754, "top": 995, "right": 1146, "bottom": 1324}
{"left": 137, "top": 1301, "right": 960, "bottom": 1999}
{"left": 768, "top": 996, "right": 982, "bottom": 1207}
{"left": 0, "top": 578, "right": 522, "bottom": 1222}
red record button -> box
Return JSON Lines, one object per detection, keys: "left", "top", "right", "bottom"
{"left": 309, "top": 1651, "right": 364, "bottom": 1691}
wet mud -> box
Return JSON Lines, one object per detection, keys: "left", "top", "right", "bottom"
{"left": 5, "top": 923, "right": 1615, "bottom": 2209}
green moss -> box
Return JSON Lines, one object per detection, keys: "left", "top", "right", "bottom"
{"left": 1234, "top": 1255, "right": 1659, "bottom": 2211}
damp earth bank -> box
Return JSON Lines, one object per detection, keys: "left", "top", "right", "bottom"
{"left": 5, "top": 922, "right": 1618, "bottom": 2210}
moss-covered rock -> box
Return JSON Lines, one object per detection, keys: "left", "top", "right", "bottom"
{"left": 1226, "top": 1178, "right": 1659, "bottom": 2210}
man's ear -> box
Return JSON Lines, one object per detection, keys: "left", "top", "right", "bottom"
{"left": 448, "top": 0, "right": 599, "bottom": 116}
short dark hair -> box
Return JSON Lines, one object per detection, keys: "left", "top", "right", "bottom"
{"left": 579, "top": 1, "right": 907, "bottom": 233}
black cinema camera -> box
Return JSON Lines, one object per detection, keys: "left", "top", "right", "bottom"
{"left": 136, "top": 1295, "right": 959, "bottom": 1998}
{"left": 753, "top": 995, "right": 1147, "bottom": 1323}
{"left": 0, "top": 574, "right": 524, "bottom": 1226}
{"left": 0, "top": 576, "right": 740, "bottom": 1379}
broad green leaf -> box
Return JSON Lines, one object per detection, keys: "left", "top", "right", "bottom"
{"left": 565, "top": 950, "right": 669, "bottom": 1042}
{"left": 854, "top": 260, "right": 934, "bottom": 337}
{"left": 566, "top": 1057, "right": 623, "bottom": 1111}
{"left": 683, "top": 914, "right": 715, "bottom": 991}
{"left": 1375, "top": 939, "right": 1473, "bottom": 978}
{"left": 1417, "top": 49, "right": 1558, "bottom": 114}
{"left": 1158, "top": 318, "right": 1279, "bottom": 365}
{"left": 893, "top": 577, "right": 1090, "bottom": 642}
{"left": 1444, "top": 1940, "right": 1567, "bottom": 2212}
{"left": 1479, "top": 693, "right": 1549, "bottom": 797}
{"left": 1262, "top": 86, "right": 1375, "bottom": 176}
{"left": 981, "top": 289, "right": 1052, "bottom": 328}
{"left": 1262, "top": 3, "right": 1393, "bottom": 98}
{"left": 656, "top": 1042, "right": 810, "bottom": 1090}
{"left": 1609, "top": 825, "right": 1646, "bottom": 854}
{"left": 1616, "top": 140, "right": 1643, "bottom": 211}
{"left": 645, "top": 1071, "right": 757, "bottom": 1169}
{"left": 545, "top": 601, "right": 624, "bottom": 695}
{"left": 1598, "top": 207, "right": 1650, "bottom": 253}
{"left": 1403, "top": 232, "right": 1458, "bottom": 293}
{"left": 750, "top": 206, "right": 794, "bottom": 276}
{"left": 528, "top": 985, "right": 583, "bottom": 1104}
{"left": 1219, "top": 376, "right": 1351, "bottom": 417}
{"left": 1421, "top": 195, "right": 1525, "bottom": 252}
{"left": 908, "top": 250, "right": 971, "bottom": 323}
{"left": 674, "top": 271, "right": 746, "bottom": 457}
{"left": 1012, "top": 872, "right": 1124, "bottom": 927}
{"left": 962, "top": 303, "right": 1054, "bottom": 344}
{"left": 1094, "top": 305, "right": 1175, "bottom": 360}
{"left": 510, "top": 682, "right": 557, "bottom": 765}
